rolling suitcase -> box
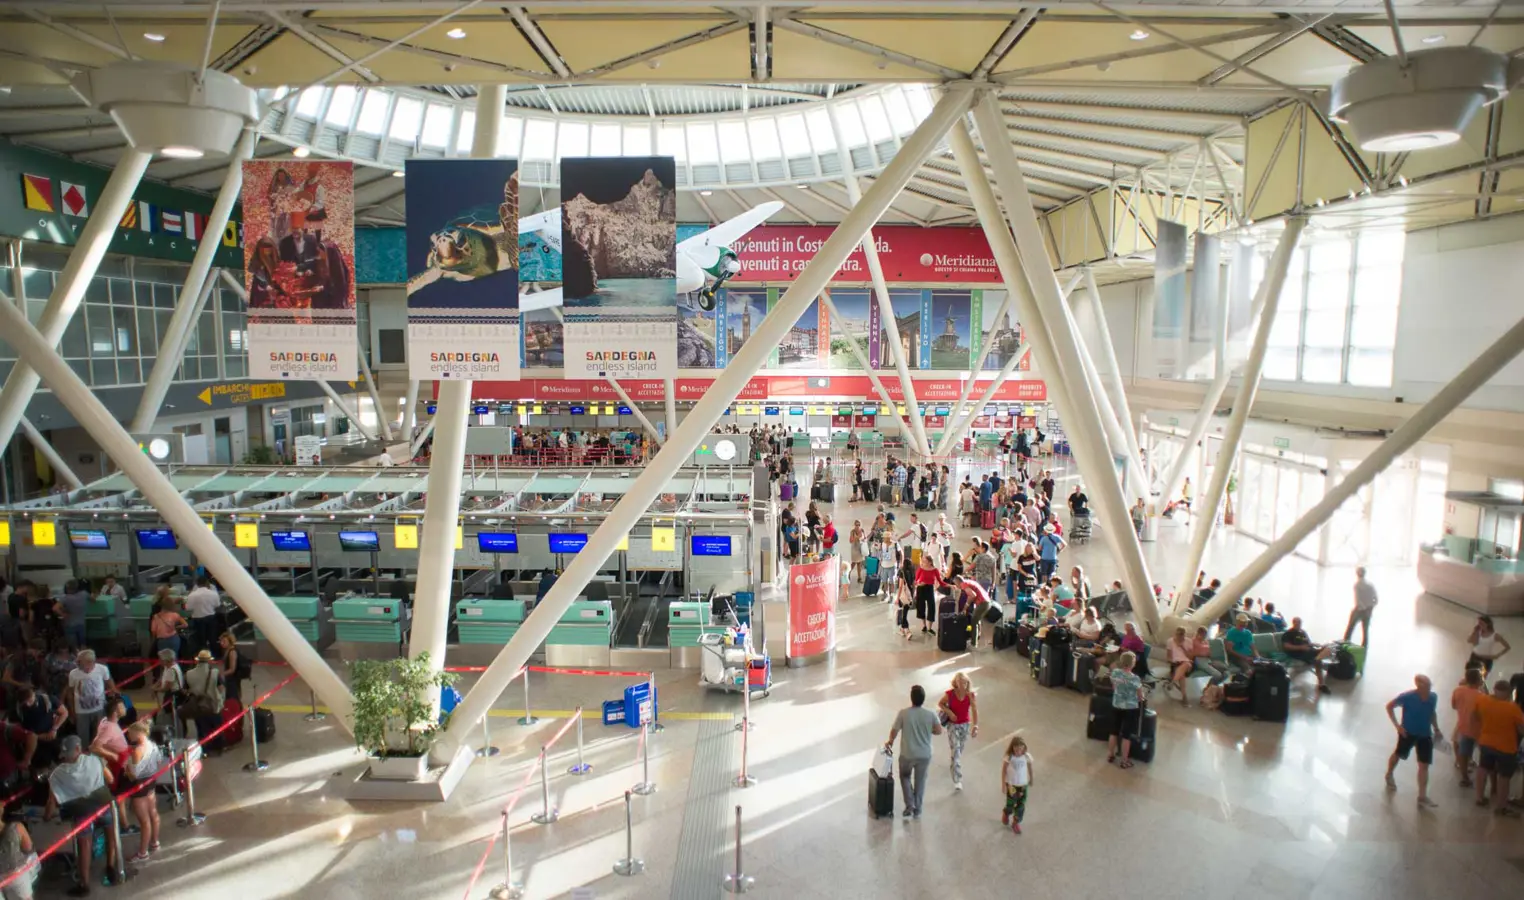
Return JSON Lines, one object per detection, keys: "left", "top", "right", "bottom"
{"left": 983, "top": 599, "right": 1003, "bottom": 625}
{"left": 993, "top": 621, "right": 1019, "bottom": 650}
{"left": 1015, "top": 622, "right": 1036, "bottom": 657}
{"left": 981, "top": 509, "right": 995, "bottom": 529}
{"left": 915, "top": 494, "right": 930, "bottom": 510}
{"left": 254, "top": 707, "right": 276, "bottom": 742}
{"left": 1037, "top": 641, "right": 1067, "bottom": 688}
{"left": 1250, "top": 660, "right": 1290, "bottom": 722}
{"left": 1068, "top": 649, "right": 1095, "bottom": 694}
{"left": 1129, "top": 707, "right": 1158, "bottom": 763}
{"left": 879, "top": 484, "right": 893, "bottom": 503}
{"left": 1086, "top": 688, "right": 1116, "bottom": 741}
{"left": 780, "top": 483, "right": 794, "bottom": 502}
{"left": 219, "top": 698, "right": 245, "bottom": 746}
{"left": 868, "top": 767, "right": 895, "bottom": 819}
{"left": 938, "top": 613, "right": 970, "bottom": 652}
{"left": 1330, "top": 642, "right": 1365, "bottom": 680}
{"left": 1221, "top": 676, "right": 1252, "bottom": 717}
{"left": 863, "top": 574, "right": 881, "bottom": 597}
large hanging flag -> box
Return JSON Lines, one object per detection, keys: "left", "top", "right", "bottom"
{"left": 221, "top": 220, "right": 239, "bottom": 247}
{"left": 560, "top": 156, "right": 678, "bottom": 379}
{"left": 59, "top": 182, "right": 88, "bottom": 217}
{"left": 135, "top": 201, "right": 157, "bottom": 233}
{"left": 118, "top": 204, "right": 137, "bottom": 230}
{"left": 404, "top": 158, "right": 520, "bottom": 382}
{"left": 21, "top": 174, "right": 53, "bottom": 212}
{"left": 242, "top": 160, "right": 357, "bottom": 380}
{"left": 185, "top": 210, "right": 205, "bottom": 241}
{"left": 160, "top": 209, "right": 183, "bottom": 234}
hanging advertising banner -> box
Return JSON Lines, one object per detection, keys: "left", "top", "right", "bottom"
{"left": 242, "top": 160, "right": 357, "bottom": 380}
{"left": 560, "top": 156, "right": 678, "bottom": 378}
{"left": 788, "top": 557, "right": 838, "bottom": 661}
{"left": 1152, "top": 218, "right": 1188, "bottom": 379}
{"left": 729, "top": 226, "right": 1000, "bottom": 284}
{"left": 404, "top": 159, "right": 520, "bottom": 381}
{"left": 464, "top": 374, "right": 1046, "bottom": 402}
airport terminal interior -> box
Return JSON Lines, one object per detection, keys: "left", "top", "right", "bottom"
{"left": 0, "top": 2, "right": 1522, "bottom": 897}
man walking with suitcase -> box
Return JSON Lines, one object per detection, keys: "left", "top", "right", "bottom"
{"left": 885, "top": 685, "right": 942, "bottom": 818}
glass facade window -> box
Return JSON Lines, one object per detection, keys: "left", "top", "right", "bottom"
{"left": 686, "top": 122, "right": 719, "bottom": 164}
{"left": 557, "top": 121, "right": 589, "bottom": 158}
{"left": 355, "top": 89, "right": 390, "bottom": 135}
{"left": 522, "top": 119, "right": 554, "bottom": 159}
{"left": 324, "top": 86, "right": 358, "bottom": 126}
{"left": 456, "top": 110, "right": 476, "bottom": 152}
{"left": 497, "top": 117, "right": 522, "bottom": 157}
{"left": 420, "top": 104, "right": 453, "bottom": 147}
{"left": 657, "top": 124, "right": 685, "bottom": 161}
{"left": 590, "top": 123, "right": 621, "bottom": 155}
{"left": 388, "top": 97, "right": 423, "bottom": 140}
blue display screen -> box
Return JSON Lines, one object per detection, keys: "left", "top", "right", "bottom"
{"left": 477, "top": 532, "right": 519, "bottom": 553}
{"left": 617, "top": 405, "right": 633, "bottom": 415}
{"left": 472, "top": 405, "right": 491, "bottom": 415}
{"left": 935, "top": 407, "right": 950, "bottom": 416}
{"left": 862, "top": 405, "right": 877, "bottom": 415}
{"left": 549, "top": 533, "right": 588, "bottom": 554}
{"left": 984, "top": 404, "right": 998, "bottom": 415}
{"left": 338, "top": 530, "right": 380, "bottom": 551}
{"left": 426, "top": 403, "right": 438, "bottom": 415}
{"left": 788, "top": 408, "right": 804, "bottom": 416}
{"left": 691, "top": 535, "right": 732, "bottom": 557}
{"left": 271, "top": 531, "right": 311, "bottom": 552}
{"left": 135, "top": 529, "right": 177, "bottom": 551}
{"left": 764, "top": 406, "right": 780, "bottom": 415}
{"left": 69, "top": 529, "right": 109, "bottom": 550}
{"left": 569, "top": 405, "right": 586, "bottom": 415}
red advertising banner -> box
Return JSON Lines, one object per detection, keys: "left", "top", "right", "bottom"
{"left": 730, "top": 226, "right": 999, "bottom": 284}
{"left": 923, "top": 415, "right": 946, "bottom": 429}
{"left": 853, "top": 414, "right": 876, "bottom": 428}
{"left": 788, "top": 558, "right": 838, "bottom": 660}
{"left": 830, "top": 414, "right": 852, "bottom": 427}
{"left": 1018, "top": 416, "right": 1037, "bottom": 429}
{"left": 457, "top": 375, "right": 1048, "bottom": 404}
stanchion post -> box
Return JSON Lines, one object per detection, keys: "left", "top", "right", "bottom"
{"left": 612, "top": 790, "right": 645, "bottom": 877}
{"left": 109, "top": 799, "right": 129, "bottom": 885}
{"left": 721, "top": 804, "right": 754, "bottom": 894}
{"left": 168, "top": 693, "right": 181, "bottom": 742}
{"left": 304, "top": 687, "right": 326, "bottom": 722}
{"left": 733, "top": 710, "right": 756, "bottom": 789}
{"left": 632, "top": 724, "right": 656, "bottom": 796}
{"left": 734, "top": 677, "right": 754, "bottom": 733}
{"left": 491, "top": 809, "right": 524, "bottom": 899}
{"left": 645, "top": 673, "right": 663, "bottom": 732}
{"left": 477, "top": 711, "right": 501, "bottom": 758}
{"left": 177, "top": 752, "right": 205, "bottom": 827}
{"left": 567, "top": 708, "right": 591, "bottom": 776}
{"left": 243, "top": 707, "right": 268, "bottom": 772}
{"left": 529, "top": 748, "right": 558, "bottom": 825}
{"left": 517, "top": 670, "right": 538, "bottom": 726}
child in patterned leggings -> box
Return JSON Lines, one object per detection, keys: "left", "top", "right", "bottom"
{"left": 1001, "top": 735, "right": 1034, "bottom": 834}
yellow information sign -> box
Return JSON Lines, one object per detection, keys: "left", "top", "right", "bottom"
{"left": 0, "top": 522, "right": 10, "bottom": 547}
{"left": 32, "top": 520, "right": 55, "bottom": 547}
{"left": 196, "top": 382, "right": 288, "bottom": 407}
{"left": 651, "top": 527, "right": 675, "bottom": 552}
{"left": 234, "top": 523, "right": 259, "bottom": 549}
{"left": 394, "top": 524, "right": 418, "bottom": 549}
{"left": 455, "top": 526, "right": 464, "bottom": 550}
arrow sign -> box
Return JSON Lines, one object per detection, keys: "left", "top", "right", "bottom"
{"left": 197, "top": 387, "right": 212, "bottom": 405}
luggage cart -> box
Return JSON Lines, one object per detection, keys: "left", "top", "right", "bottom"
{"left": 1071, "top": 512, "right": 1092, "bottom": 544}
{"left": 698, "top": 631, "right": 772, "bottom": 698}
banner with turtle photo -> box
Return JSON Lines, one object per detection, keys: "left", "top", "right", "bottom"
{"left": 404, "top": 158, "right": 520, "bottom": 381}
{"left": 242, "top": 160, "right": 357, "bottom": 380}
{"left": 559, "top": 156, "right": 678, "bottom": 379}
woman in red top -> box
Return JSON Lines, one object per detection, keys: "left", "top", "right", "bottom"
{"left": 914, "top": 553, "right": 944, "bottom": 636}
{"left": 937, "top": 673, "right": 979, "bottom": 791}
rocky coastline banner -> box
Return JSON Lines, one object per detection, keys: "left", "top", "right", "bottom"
{"left": 560, "top": 156, "right": 678, "bottom": 379}
{"left": 242, "top": 160, "right": 357, "bottom": 380}
{"left": 404, "top": 159, "right": 521, "bottom": 381}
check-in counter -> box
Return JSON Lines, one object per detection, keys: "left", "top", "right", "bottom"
{"left": 331, "top": 595, "right": 411, "bottom": 646}
{"left": 668, "top": 601, "right": 722, "bottom": 668}
{"left": 1417, "top": 548, "right": 1524, "bottom": 616}
{"left": 85, "top": 596, "right": 119, "bottom": 644}
{"left": 455, "top": 598, "right": 527, "bottom": 644}
{"left": 545, "top": 599, "right": 612, "bottom": 667}
{"left": 252, "top": 596, "right": 334, "bottom": 658}
{"left": 127, "top": 595, "right": 158, "bottom": 649}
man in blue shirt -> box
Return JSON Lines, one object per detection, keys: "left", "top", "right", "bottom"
{"left": 1036, "top": 525, "right": 1065, "bottom": 581}
{"left": 1259, "top": 602, "right": 1288, "bottom": 631}
{"left": 978, "top": 475, "right": 994, "bottom": 512}
{"left": 1223, "top": 615, "right": 1257, "bottom": 675}
{"left": 1384, "top": 674, "right": 1441, "bottom": 808}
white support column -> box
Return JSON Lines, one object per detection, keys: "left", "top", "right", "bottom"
{"left": 1194, "top": 309, "right": 1524, "bottom": 627}
{"left": 436, "top": 86, "right": 978, "bottom": 761}
{"left": 663, "top": 378, "right": 677, "bottom": 436}
{"left": 410, "top": 418, "right": 435, "bottom": 459}
{"left": 932, "top": 286, "right": 1021, "bottom": 457}
{"left": 19, "top": 415, "right": 81, "bottom": 490}
{"left": 817, "top": 289, "right": 917, "bottom": 446}
{"left": 318, "top": 382, "right": 378, "bottom": 441}
{"left": 357, "top": 347, "right": 393, "bottom": 441}
{"left": 1174, "top": 217, "right": 1305, "bottom": 612}
{"left": 965, "top": 95, "right": 1162, "bottom": 639}
{"left": 402, "top": 379, "right": 420, "bottom": 436}
{"left": 219, "top": 267, "right": 247, "bottom": 299}
{"left": 606, "top": 377, "right": 663, "bottom": 444}
{"left": 0, "top": 290, "right": 355, "bottom": 726}
{"left": 406, "top": 85, "right": 505, "bottom": 699}
{"left": 0, "top": 149, "right": 151, "bottom": 449}
{"left": 828, "top": 104, "right": 931, "bottom": 458}
{"left": 131, "top": 130, "right": 254, "bottom": 434}
{"left": 1081, "top": 266, "right": 1147, "bottom": 483}
{"left": 1064, "top": 288, "right": 1148, "bottom": 494}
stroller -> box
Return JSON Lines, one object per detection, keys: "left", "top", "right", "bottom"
{"left": 1070, "top": 512, "right": 1092, "bottom": 544}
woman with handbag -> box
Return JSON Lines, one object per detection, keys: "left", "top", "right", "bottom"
{"left": 936, "top": 673, "right": 979, "bottom": 792}
{"left": 182, "top": 651, "right": 225, "bottom": 753}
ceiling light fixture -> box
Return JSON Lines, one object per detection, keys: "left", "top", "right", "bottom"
{"left": 159, "top": 145, "right": 205, "bottom": 159}
{"left": 292, "top": 145, "right": 310, "bottom": 158}
{"left": 1421, "top": 34, "right": 1445, "bottom": 45}
{"left": 699, "top": 189, "right": 713, "bottom": 196}
{"left": 1129, "top": 29, "right": 1149, "bottom": 41}
{"left": 446, "top": 27, "right": 467, "bottom": 39}
{"left": 143, "top": 32, "right": 167, "bottom": 43}
{"left": 71, "top": 61, "right": 257, "bottom": 159}
{"left": 391, "top": 170, "right": 404, "bottom": 178}
{"left": 797, "top": 183, "right": 810, "bottom": 190}
{"left": 1328, "top": 46, "right": 1506, "bottom": 152}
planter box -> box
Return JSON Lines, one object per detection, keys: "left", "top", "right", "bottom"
{"left": 368, "top": 753, "right": 429, "bottom": 782}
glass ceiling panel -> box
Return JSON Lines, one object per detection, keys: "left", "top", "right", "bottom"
{"left": 717, "top": 121, "right": 747, "bottom": 163}
{"left": 389, "top": 97, "right": 423, "bottom": 140}
{"left": 883, "top": 87, "right": 915, "bottom": 133}
{"left": 777, "top": 114, "right": 810, "bottom": 155}
{"left": 805, "top": 109, "right": 835, "bottom": 152}
{"left": 421, "top": 104, "right": 453, "bottom": 147}
{"left": 355, "top": 90, "right": 389, "bottom": 135}
{"left": 624, "top": 124, "right": 652, "bottom": 156}
{"left": 324, "top": 86, "right": 357, "bottom": 126}
{"left": 860, "top": 97, "right": 892, "bottom": 142}
{"left": 295, "top": 87, "right": 324, "bottom": 117}
{"left": 836, "top": 102, "right": 868, "bottom": 147}
{"left": 687, "top": 122, "right": 719, "bottom": 164}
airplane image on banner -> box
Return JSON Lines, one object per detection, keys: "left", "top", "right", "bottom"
{"left": 516, "top": 200, "right": 784, "bottom": 313}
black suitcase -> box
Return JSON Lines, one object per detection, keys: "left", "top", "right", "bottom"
{"left": 1086, "top": 689, "right": 1116, "bottom": 741}
{"left": 1221, "top": 676, "right": 1252, "bottom": 717}
{"left": 863, "top": 574, "right": 881, "bottom": 597}
{"left": 1015, "top": 622, "right": 1036, "bottom": 657}
{"left": 915, "top": 495, "right": 930, "bottom": 510}
{"left": 938, "top": 613, "right": 970, "bottom": 652}
{"left": 254, "top": 707, "right": 275, "bottom": 742}
{"left": 984, "top": 599, "right": 1003, "bottom": 625}
{"left": 1037, "top": 642, "right": 1067, "bottom": 688}
{"left": 1129, "top": 707, "right": 1157, "bottom": 763}
{"left": 878, "top": 484, "right": 893, "bottom": 503}
{"left": 868, "top": 768, "right": 895, "bottom": 819}
{"left": 993, "top": 621, "right": 1019, "bottom": 650}
{"left": 1250, "top": 661, "right": 1290, "bottom": 722}
{"left": 1068, "top": 649, "right": 1095, "bottom": 694}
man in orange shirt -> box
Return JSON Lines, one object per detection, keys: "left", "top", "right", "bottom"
{"left": 1451, "top": 667, "right": 1487, "bottom": 787}
{"left": 1471, "top": 679, "right": 1524, "bottom": 818}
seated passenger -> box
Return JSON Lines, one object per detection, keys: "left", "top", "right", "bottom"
{"left": 1119, "top": 621, "right": 1146, "bottom": 657}
{"left": 1260, "top": 602, "right": 1288, "bottom": 631}
{"left": 1223, "top": 615, "right": 1258, "bottom": 675}
{"left": 1280, "top": 616, "right": 1333, "bottom": 694}
{"left": 1088, "top": 623, "right": 1123, "bottom": 669}
{"left": 1066, "top": 606, "right": 1103, "bottom": 644}
{"left": 1190, "top": 626, "right": 1227, "bottom": 685}
{"left": 1165, "top": 626, "right": 1194, "bottom": 706}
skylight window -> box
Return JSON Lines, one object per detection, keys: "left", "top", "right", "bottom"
{"left": 591, "top": 123, "right": 622, "bottom": 154}
{"left": 624, "top": 124, "right": 652, "bottom": 156}
{"left": 355, "top": 89, "right": 389, "bottom": 135}
{"left": 804, "top": 109, "right": 835, "bottom": 152}
{"left": 686, "top": 122, "right": 719, "bottom": 164}
{"left": 777, "top": 114, "right": 810, "bottom": 155}
{"left": 747, "top": 118, "right": 782, "bottom": 159}
{"left": 657, "top": 124, "right": 686, "bottom": 161}
{"left": 522, "top": 119, "right": 555, "bottom": 160}
{"left": 388, "top": 97, "right": 422, "bottom": 141}
{"left": 323, "top": 86, "right": 357, "bottom": 126}
{"left": 421, "top": 104, "right": 453, "bottom": 147}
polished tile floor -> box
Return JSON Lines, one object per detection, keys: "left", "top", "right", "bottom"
{"left": 71, "top": 457, "right": 1524, "bottom": 899}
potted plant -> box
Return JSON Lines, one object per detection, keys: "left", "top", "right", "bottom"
{"left": 350, "top": 652, "right": 458, "bottom": 781}
{"left": 1223, "top": 473, "right": 1238, "bottom": 526}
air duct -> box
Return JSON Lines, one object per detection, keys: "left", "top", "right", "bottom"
{"left": 1327, "top": 46, "right": 1507, "bottom": 153}
{"left": 71, "top": 61, "right": 259, "bottom": 159}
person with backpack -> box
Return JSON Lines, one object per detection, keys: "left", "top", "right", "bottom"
{"left": 183, "top": 650, "right": 226, "bottom": 753}
{"left": 218, "top": 632, "right": 250, "bottom": 704}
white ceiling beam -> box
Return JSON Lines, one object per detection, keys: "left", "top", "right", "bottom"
{"left": 752, "top": 4, "right": 769, "bottom": 80}
{"left": 771, "top": 16, "right": 964, "bottom": 80}
{"left": 999, "top": 22, "right": 1284, "bottom": 80}
{"left": 973, "top": 9, "right": 1038, "bottom": 79}
{"left": 1005, "top": 124, "right": 1168, "bottom": 160}
{"left": 1005, "top": 111, "right": 1208, "bottom": 144}
{"left": 692, "top": 190, "right": 720, "bottom": 225}
{"left": 576, "top": 20, "right": 748, "bottom": 78}
{"left": 760, "top": 185, "right": 816, "bottom": 224}
{"left": 20, "top": 9, "right": 136, "bottom": 60}
{"left": 508, "top": 5, "right": 571, "bottom": 77}
{"left": 269, "top": 11, "right": 381, "bottom": 82}
{"left": 300, "top": 21, "right": 546, "bottom": 78}
{"left": 1197, "top": 17, "right": 1325, "bottom": 86}
{"left": 996, "top": 97, "right": 1244, "bottom": 127}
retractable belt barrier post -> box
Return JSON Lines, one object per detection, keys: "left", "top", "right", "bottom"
{"left": 516, "top": 666, "right": 537, "bottom": 726}
{"left": 722, "top": 804, "right": 755, "bottom": 894}
{"left": 631, "top": 723, "right": 655, "bottom": 796}
{"left": 612, "top": 789, "right": 644, "bottom": 877}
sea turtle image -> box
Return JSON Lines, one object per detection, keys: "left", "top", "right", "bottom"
{"left": 407, "top": 171, "right": 519, "bottom": 293}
